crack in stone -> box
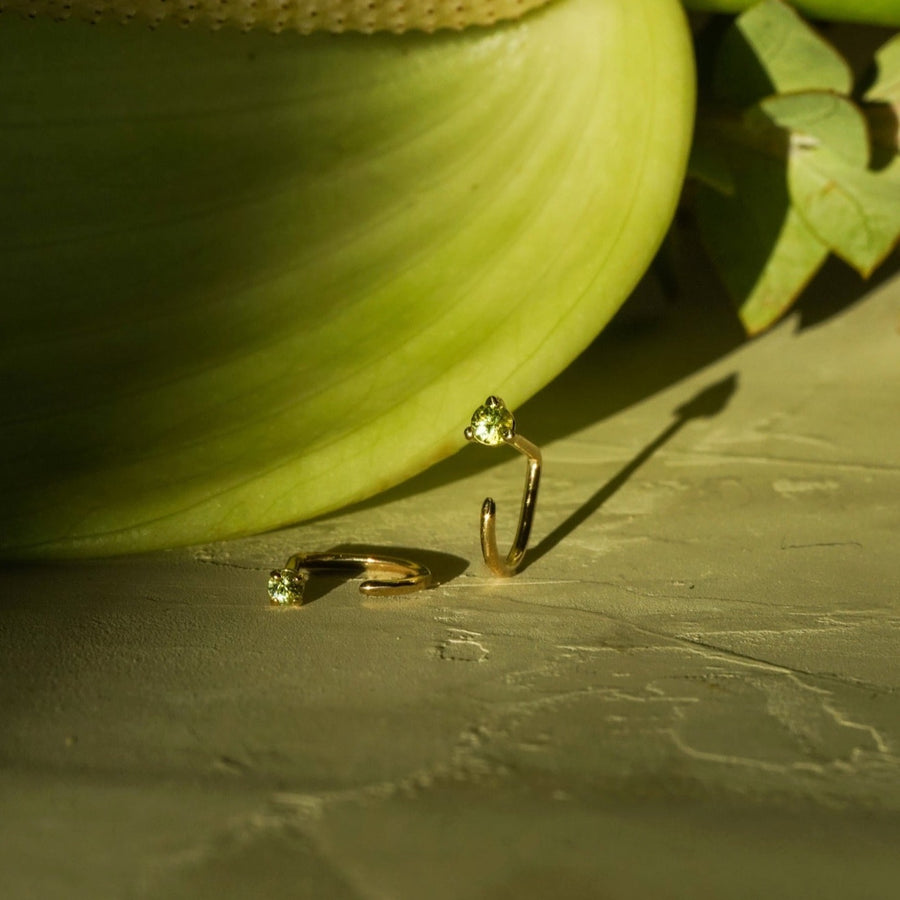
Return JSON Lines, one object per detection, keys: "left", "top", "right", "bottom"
{"left": 672, "top": 633, "right": 898, "bottom": 697}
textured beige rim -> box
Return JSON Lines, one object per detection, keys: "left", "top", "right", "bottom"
{"left": 0, "top": 0, "right": 557, "bottom": 32}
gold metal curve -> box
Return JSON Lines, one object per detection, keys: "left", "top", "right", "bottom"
{"left": 269, "top": 551, "right": 432, "bottom": 605}
{"left": 464, "top": 396, "right": 542, "bottom": 577}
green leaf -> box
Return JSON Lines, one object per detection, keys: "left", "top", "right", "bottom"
{"left": 688, "top": 137, "right": 737, "bottom": 194}
{"left": 864, "top": 33, "right": 900, "bottom": 157}
{"left": 0, "top": 0, "right": 695, "bottom": 558}
{"left": 692, "top": 2, "right": 849, "bottom": 330}
{"left": 692, "top": 1, "right": 900, "bottom": 332}
{"left": 694, "top": 143, "right": 830, "bottom": 334}
{"left": 788, "top": 149, "right": 900, "bottom": 274}
{"left": 759, "top": 92, "right": 900, "bottom": 273}
{"left": 713, "top": 0, "right": 852, "bottom": 106}
{"left": 683, "top": 0, "right": 900, "bottom": 28}
{"left": 756, "top": 92, "right": 869, "bottom": 166}
{"left": 866, "top": 33, "right": 900, "bottom": 104}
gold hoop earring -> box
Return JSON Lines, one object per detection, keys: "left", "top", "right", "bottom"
{"left": 268, "top": 551, "right": 432, "bottom": 605}
{"left": 465, "top": 396, "right": 541, "bottom": 577}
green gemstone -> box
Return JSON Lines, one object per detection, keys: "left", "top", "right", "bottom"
{"left": 469, "top": 398, "right": 515, "bottom": 446}
{"left": 267, "top": 568, "right": 308, "bottom": 605}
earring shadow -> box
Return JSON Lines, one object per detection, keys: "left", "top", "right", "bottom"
{"left": 280, "top": 544, "right": 466, "bottom": 606}
{"left": 524, "top": 373, "right": 738, "bottom": 570}
{"left": 327, "top": 543, "right": 468, "bottom": 589}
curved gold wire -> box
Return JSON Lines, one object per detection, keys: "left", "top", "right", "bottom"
{"left": 268, "top": 551, "right": 432, "bottom": 605}
{"left": 464, "top": 396, "right": 542, "bottom": 577}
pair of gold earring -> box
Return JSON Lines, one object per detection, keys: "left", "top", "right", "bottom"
{"left": 267, "top": 396, "right": 541, "bottom": 605}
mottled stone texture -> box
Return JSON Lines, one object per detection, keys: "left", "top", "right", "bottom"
{"left": 2, "top": 255, "right": 899, "bottom": 897}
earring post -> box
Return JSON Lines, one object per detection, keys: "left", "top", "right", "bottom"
{"left": 465, "top": 397, "right": 542, "bottom": 577}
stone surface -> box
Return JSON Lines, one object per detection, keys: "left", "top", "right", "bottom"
{"left": 1, "top": 254, "right": 899, "bottom": 898}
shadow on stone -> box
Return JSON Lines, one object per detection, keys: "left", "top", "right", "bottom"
{"left": 288, "top": 543, "right": 468, "bottom": 605}
{"left": 523, "top": 373, "right": 738, "bottom": 571}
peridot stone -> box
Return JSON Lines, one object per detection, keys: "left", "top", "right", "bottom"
{"left": 267, "top": 568, "right": 308, "bottom": 605}
{"left": 468, "top": 397, "right": 515, "bottom": 446}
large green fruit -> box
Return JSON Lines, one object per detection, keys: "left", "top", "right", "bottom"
{"left": 0, "top": 0, "right": 694, "bottom": 557}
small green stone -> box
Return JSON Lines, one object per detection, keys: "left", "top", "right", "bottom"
{"left": 469, "top": 397, "right": 515, "bottom": 446}
{"left": 267, "top": 568, "right": 308, "bottom": 605}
